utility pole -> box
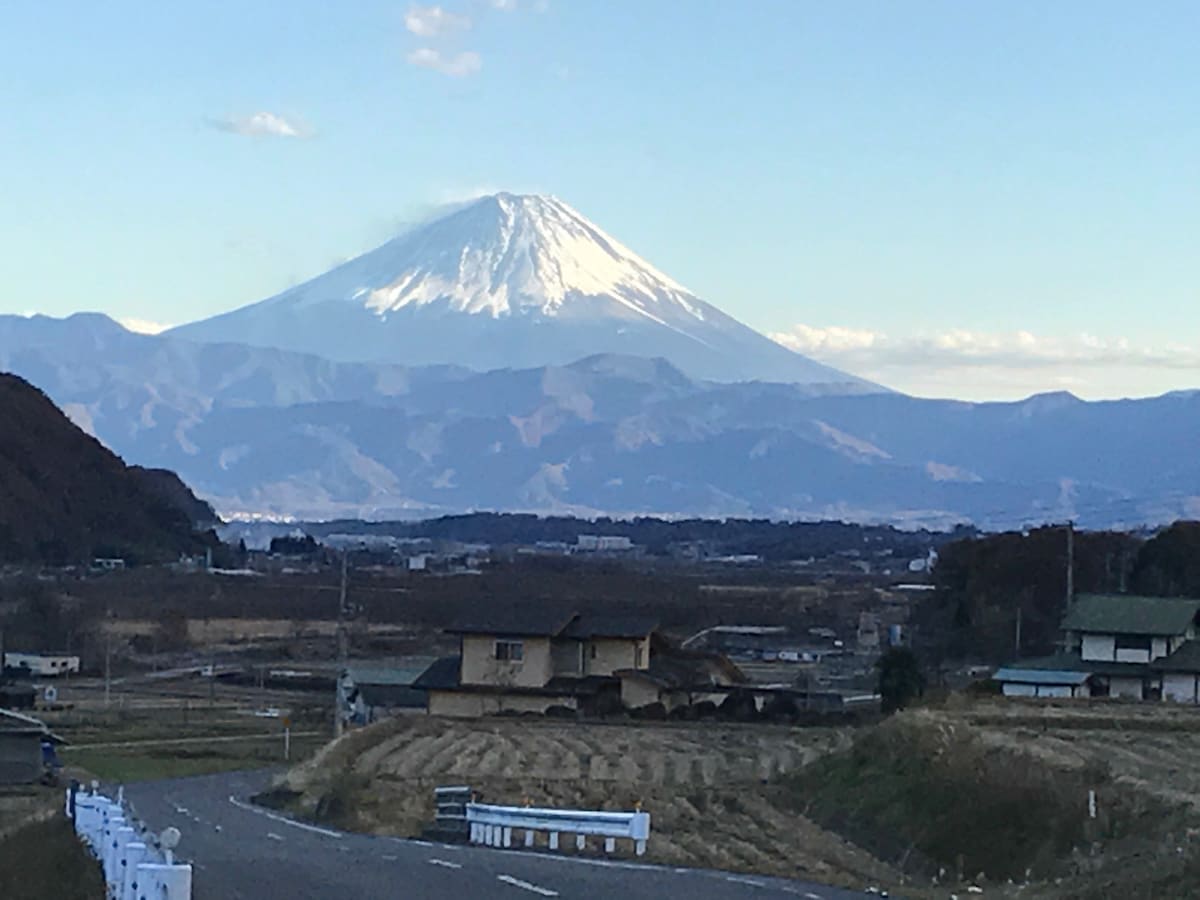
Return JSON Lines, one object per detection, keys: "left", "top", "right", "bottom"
{"left": 104, "top": 604, "right": 112, "bottom": 707}
{"left": 1014, "top": 605, "right": 1023, "bottom": 658}
{"left": 334, "top": 551, "right": 349, "bottom": 739}
{"left": 1066, "top": 520, "right": 1075, "bottom": 609}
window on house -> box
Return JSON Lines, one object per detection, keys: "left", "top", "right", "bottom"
{"left": 635, "top": 643, "right": 645, "bottom": 668}
{"left": 590, "top": 644, "right": 598, "bottom": 659}
{"left": 1115, "top": 635, "right": 1152, "bottom": 652}
{"left": 495, "top": 640, "right": 524, "bottom": 662}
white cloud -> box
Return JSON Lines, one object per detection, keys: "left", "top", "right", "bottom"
{"left": 406, "top": 47, "right": 482, "bottom": 77}
{"left": 210, "top": 112, "right": 310, "bottom": 139}
{"left": 770, "top": 324, "right": 1200, "bottom": 400}
{"left": 405, "top": 5, "right": 472, "bottom": 36}
{"left": 119, "top": 317, "right": 172, "bottom": 335}
{"left": 490, "top": 0, "right": 518, "bottom": 9}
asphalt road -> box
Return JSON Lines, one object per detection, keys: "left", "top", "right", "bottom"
{"left": 124, "top": 771, "right": 880, "bottom": 900}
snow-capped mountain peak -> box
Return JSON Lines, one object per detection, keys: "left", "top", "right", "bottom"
{"left": 170, "top": 192, "right": 879, "bottom": 389}
{"left": 286, "top": 192, "right": 702, "bottom": 325}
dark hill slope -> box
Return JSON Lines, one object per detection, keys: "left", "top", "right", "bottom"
{"left": 0, "top": 373, "right": 216, "bottom": 564}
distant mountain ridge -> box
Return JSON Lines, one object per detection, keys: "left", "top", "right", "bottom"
{"left": 168, "top": 193, "right": 877, "bottom": 389}
{"left": 2, "top": 314, "right": 1197, "bottom": 529}
{"left": 0, "top": 371, "right": 217, "bottom": 564}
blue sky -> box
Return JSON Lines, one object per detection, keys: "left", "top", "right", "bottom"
{"left": 1, "top": 1, "right": 1197, "bottom": 400}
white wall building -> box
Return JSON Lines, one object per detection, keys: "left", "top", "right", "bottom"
{"left": 995, "top": 594, "right": 1200, "bottom": 703}
{"left": 4, "top": 652, "right": 81, "bottom": 678}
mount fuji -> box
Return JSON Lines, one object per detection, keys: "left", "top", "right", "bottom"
{"left": 170, "top": 193, "right": 878, "bottom": 390}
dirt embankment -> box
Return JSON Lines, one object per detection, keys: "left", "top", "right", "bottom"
{"left": 269, "top": 715, "right": 906, "bottom": 890}
{"left": 790, "top": 706, "right": 1200, "bottom": 899}
{"left": 269, "top": 700, "right": 1200, "bottom": 899}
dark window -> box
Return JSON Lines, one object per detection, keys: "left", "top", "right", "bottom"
{"left": 590, "top": 644, "right": 598, "bottom": 659}
{"left": 495, "top": 640, "right": 524, "bottom": 662}
{"left": 1115, "top": 635, "right": 1152, "bottom": 652}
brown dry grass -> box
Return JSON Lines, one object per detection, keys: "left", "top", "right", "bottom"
{"left": 273, "top": 716, "right": 904, "bottom": 890}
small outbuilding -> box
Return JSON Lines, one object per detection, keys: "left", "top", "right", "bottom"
{"left": 0, "top": 709, "right": 65, "bottom": 784}
{"left": 993, "top": 666, "right": 1093, "bottom": 699}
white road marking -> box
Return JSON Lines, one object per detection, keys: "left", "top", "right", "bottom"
{"left": 497, "top": 874, "right": 558, "bottom": 896}
{"left": 267, "top": 833, "right": 284, "bottom": 842}
{"left": 227, "top": 795, "right": 342, "bottom": 838}
{"left": 381, "top": 854, "right": 398, "bottom": 861}
{"left": 410, "top": 839, "right": 434, "bottom": 847}
{"left": 725, "top": 874, "right": 766, "bottom": 887}
{"left": 428, "top": 859, "right": 463, "bottom": 869}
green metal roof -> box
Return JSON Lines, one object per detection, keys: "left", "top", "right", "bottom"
{"left": 1061, "top": 593, "right": 1200, "bottom": 637}
{"left": 1154, "top": 640, "right": 1200, "bottom": 673}
{"left": 345, "top": 665, "right": 431, "bottom": 687}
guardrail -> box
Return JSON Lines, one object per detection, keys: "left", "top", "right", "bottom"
{"left": 66, "top": 782, "right": 193, "bottom": 900}
{"left": 466, "top": 800, "right": 650, "bottom": 856}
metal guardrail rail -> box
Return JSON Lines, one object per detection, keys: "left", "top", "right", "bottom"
{"left": 67, "top": 783, "right": 193, "bottom": 900}
{"left": 465, "top": 799, "right": 650, "bottom": 856}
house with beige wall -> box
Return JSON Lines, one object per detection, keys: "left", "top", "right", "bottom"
{"left": 414, "top": 609, "right": 742, "bottom": 717}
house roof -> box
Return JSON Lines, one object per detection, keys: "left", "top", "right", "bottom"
{"left": 1061, "top": 593, "right": 1200, "bottom": 636}
{"left": 345, "top": 665, "right": 430, "bottom": 687}
{"left": 993, "top": 667, "right": 1091, "bottom": 686}
{"left": 1154, "top": 640, "right": 1200, "bottom": 673}
{"left": 412, "top": 656, "right": 462, "bottom": 691}
{"left": 446, "top": 607, "right": 579, "bottom": 638}
{"left": 446, "top": 609, "right": 660, "bottom": 640}
{"left": 997, "top": 652, "right": 1155, "bottom": 679}
{"left": 357, "top": 683, "right": 426, "bottom": 708}
{"left": 563, "top": 614, "right": 659, "bottom": 639}
{"left": 0, "top": 708, "right": 65, "bottom": 742}
{"left": 617, "top": 647, "right": 745, "bottom": 690}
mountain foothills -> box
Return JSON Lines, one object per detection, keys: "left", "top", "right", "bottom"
{"left": 0, "top": 373, "right": 218, "bottom": 564}
{"left": 1, "top": 313, "right": 1198, "bottom": 526}
{"left": 169, "top": 193, "right": 873, "bottom": 389}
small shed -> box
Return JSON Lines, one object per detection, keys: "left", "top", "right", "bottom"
{"left": 338, "top": 665, "right": 430, "bottom": 726}
{"left": 0, "top": 709, "right": 64, "bottom": 784}
{"left": 993, "top": 667, "right": 1092, "bottom": 699}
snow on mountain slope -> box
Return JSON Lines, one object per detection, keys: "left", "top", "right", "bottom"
{"left": 169, "top": 193, "right": 880, "bottom": 389}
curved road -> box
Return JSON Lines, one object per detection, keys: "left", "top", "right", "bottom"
{"left": 124, "top": 772, "right": 878, "bottom": 899}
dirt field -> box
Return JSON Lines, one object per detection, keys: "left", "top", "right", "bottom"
{"left": 274, "top": 716, "right": 909, "bottom": 890}
{"left": 31, "top": 675, "right": 333, "bottom": 783}
{"left": 951, "top": 698, "right": 1200, "bottom": 814}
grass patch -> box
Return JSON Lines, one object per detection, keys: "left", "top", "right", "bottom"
{"left": 63, "top": 736, "right": 327, "bottom": 783}
{"left": 0, "top": 815, "right": 105, "bottom": 900}
{"left": 782, "top": 710, "right": 1179, "bottom": 883}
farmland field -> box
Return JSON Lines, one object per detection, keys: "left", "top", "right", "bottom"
{"left": 274, "top": 716, "right": 907, "bottom": 889}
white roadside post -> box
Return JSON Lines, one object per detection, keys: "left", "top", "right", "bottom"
{"left": 103, "top": 814, "right": 128, "bottom": 884}
{"left": 120, "top": 841, "right": 151, "bottom": 900}
{"left": 632, "top": 810, "right": 650, "bottom": 856}
{"left": 137, "top": 862, "right": 193, "bottom": 899}
{"left": 113, "top": 825, "right": 136, "bottom": 891}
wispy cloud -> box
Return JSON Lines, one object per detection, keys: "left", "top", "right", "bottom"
{"left": 490, "top": 0, "right": 518, "bottom": 9}
{"left": 770, "top": 323, "right": 1200, "bottom": 400}
{"left": 209, "top": 112, "right": 311, "bottom": 139}
{"left": 405, "top": 4, "right": 472, "bottom": 37}
{"left": 406, "top": 47, "right": 482, "bottom": 77}
{"left": 119, "top": 317, "right": 173, "bottom": 335}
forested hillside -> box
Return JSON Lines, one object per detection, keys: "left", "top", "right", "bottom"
{"left": 917, "top": 522, "right": 1200, "bottom": 662}
{"left": 0, "top": 373, "right": 217, "bottom": 564}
